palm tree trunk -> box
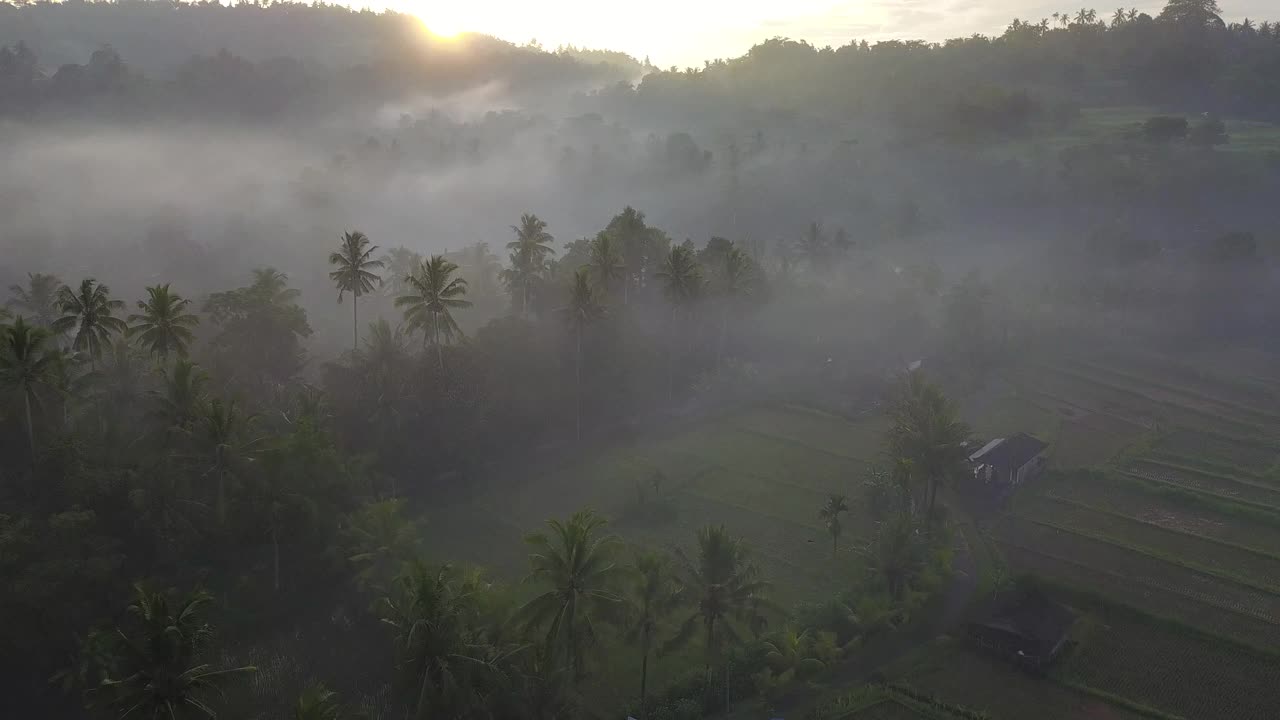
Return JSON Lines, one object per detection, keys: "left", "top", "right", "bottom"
{"left": 575, "top": 323, "right": 582, "bottom": 443}
{"left": 717, "top": 309, "right": 728, "bottom": 369}
{"left": 352, "top": 295, "right": 359, "bottom": 352}
{"left": 433, "top": 313, "right": 443, "bottom": 371}
{"left": 23, "top": 390, "right": 35, "bottom": 458}
{"left": 272, "top": 526, "right": 280, "bottom": 591}
{"left": 624, "top": 272, "right": 629, "bottom": 306}
{"left": 639, "top": 626, "right": 651, "bottom": 719}
{"left": 832, "top": 531, "right": 838, "bottom": 558}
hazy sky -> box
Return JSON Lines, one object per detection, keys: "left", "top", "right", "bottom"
{"left": 382, "top": 1, "right": 1272, "bottom": 66}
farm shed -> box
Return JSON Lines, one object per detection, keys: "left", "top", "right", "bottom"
{"left": 969, "top": 432, "right": 1048, "bottom": 486}
{"left": 967, "top": 591, "right": 1075, "bottom": 671}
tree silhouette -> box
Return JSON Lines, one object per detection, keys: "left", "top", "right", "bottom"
{"left": 886, "top": 371, "right": 971, "bottom": 532}
{"left": 518, "top": 509, "right": 624, "bottom": 680}
{"left": 0, "top": 317, "right": 63, "bottom": 455}
{"left": 7, "top": 272, "right": 62, "bottom": 326}
{"left": 587, "top": 231, "right": 626, "bottom": 298}
{"left": 53, "top": 278, "right": 126, "bottom": 365}
{"left": 195, "top": 397, "right": 259, "bottom": 524}
{"left": 818, "top": 494, "right": 849, "bottom": 557}
{"left": 503, "top": 213, "right": 556, "bottom": 316}
{"left": 665, "top": 525, "right": 773, "bottom": 680}
{"left": 625, "top": 550, "right": 678, "bottom": 717}
{"left": 562, "top": 269, "right": 605, "bottom": 442}
{"left": 656, "top": 245, "right": 703, "bottom": 400}
{"left": 128, "top": 284, "right": 200, "bottom": 360}
{"left": 94, "top": 586, "right": 254, "bottom": 720}
{"left": 328, "top": 230, "right": 383, "bottom": 351}
{"left": 396, "top": 255, "right": 472, "bottom": 370}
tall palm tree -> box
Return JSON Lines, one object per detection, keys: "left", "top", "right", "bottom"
{"left": 128, "top": 284, "right": 200, "bottom": 360}
{"left": 380, "top": 560, "right": 502, "bottom": 718}
{"left": 504, "top": 213, "right": 556, "bottom": 315}
{"left": 587, "top": 231, "right": 625, "bottom": 298}
{"left": 562, "top": 269, "right": 605, "bottom": 442}
{"left": 656, "top": 245, "right": 703, "bottom": 399}
{"left": 665, "top": 525, "right": 773, "bottom": 683}
{"left": 716, "top": 246, "right": 756, "bottom": 367}
{"left": 517, "top": 510, "right": 624, "bottom": 680}
{"left": 328, "top": 230, "right": 384, "bottom": 351}
{"left": 607, "top": 206, "right": 649, "bottom": 305}
{"left": 53, "top": 278, "right": 126, "bottom": 364}
{"left": 396, "top": 255, "right": 472, "bottom": 370}
{"left": 196, "top": 398, "right": 259, "bottom": 524}
{"left": 818, "top": 494, "right": 849, "bottom": 557}
{"left": 455, "top": 241, "right": 502, "bottom": 302}
{"left": 95, "top": 585, "right": 254, "bottom": 720}
{"left": 626, "top": 551, "right": 679, "bottom": 717}
{"left": 149, "top": 358, "right": 209, "bottom": 435}
{"left": 0, "top": 317, "right": 63, "bottom": 455}
{"left": 7, "top": 272, "right": 62, "bottom": 326}
{"left": 886, "top": 371, "right": 971, "bottom": 532}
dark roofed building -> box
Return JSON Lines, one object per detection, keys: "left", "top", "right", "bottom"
{"left": 967, "top": 590, "right": 1075, "bottom": 671}
{"left": 969, "top": 432, "right": 1048, "bottom": 486}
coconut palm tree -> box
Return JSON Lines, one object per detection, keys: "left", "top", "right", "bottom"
{"left": 818, "top": 494, "right": 849, "bottom": 557}
{"left": 607, "top": 206, "right": 650, "bottom": 305}
{"left": 454, "top": 241, "right": 502, "bottom": 302}
{"left": 504, "top": 213, "right": 556, "bottom": 315}
{"left": 195, "top": 397, "right": 260, "bottom": 524}
{"left": 396, "top": 255, "right": 472, "bottom": 370}
{"left": 517, "top": 509, "right": 624, "bottom": 680}
{"left": 380, "top": 560, "right": 502, "bottom": 718}
{"left": 562, "top": 269, "right": 605, "bottom": 442}
{"left": 128, "top": 284, "right": 200, "bottom": 360}
{"left": 716, "top": 246, "right": 756, "bottom": 367}
{"left": 656, "top": 245, "right": 703, "bottom": 399}
{"left": 7, "top": 272, "right": 62, "bottom": 326}
{"left": 626, "top": 551, "right": 679, "bottom": 717}
{"left": 94, "top": 585, "right": 254, "bottom": 720}
{"left": 53, "top": 278, "right": 126, "bottom": 365}
{"left": 665, "top": 525, "right": 773, "bottom": 681}
{"left": 886, "top": 371, "right": 971, "bottom": 532}
{"left": 0, "top": 317, "right": 63, "bottom": 455}
{"left": 587, "top": 231, "right": 625, "bottom": 298}
{"left": 328, "top": 230, "right": 384, "bottom": 351}
{"left": 149, "top": 358, "right": 209, "bottom": 436}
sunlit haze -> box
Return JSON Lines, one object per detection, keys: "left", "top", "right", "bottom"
{"left": 386, "top": 0, "right": 1269, "bottom": 66}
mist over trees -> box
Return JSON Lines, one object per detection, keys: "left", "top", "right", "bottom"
{"left": 4, "top": 0, "right": 1280, "bottom": 718}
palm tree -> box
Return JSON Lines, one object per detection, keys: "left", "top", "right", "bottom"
{"left": 128, "top": 284, "right": 200, "bottom": 360}
{"left": 455, "top": 241, "right": 502, "bottom": 302}
{"left": 329, "top": 230, "right": 384, "bottom": 351}
{"left": 504, "top": 213, "right": 556, "bottom": 315}
{"left": 0, "top": 317, "right": 63, "bottom": 455}
{"left": 7, "top": 272, "right": 62, "bottom": 326}
{"left": 380, "top": 560, "right": 502, "bottom": 718}
{"left": 196, "top": 398, "right": 259, "bottom": 524}
{"left": 396, "top": 255, "right": 472, "bottom": 369}
{"left": 716, "top": 246, "right": 756, "bottom": 367}
{"left": 607, "top": 206, "right": 649, "bottom": 305}
{"left": 562, "top": 269, "right": 605, "bottom": 442}
{"left": 94, "top": 585, "right": 254, "bottom": 720}
{"left": 587, "top": 231, "right": 625, "bottom": 298}
{"left": 869, "top": 512, "right": 926, "bottom": 600}
{"left": 886, "top": 371, "right": 971, "bottom": 532}
{"left": 761, "top": 628, "right": 826, "bottom": 681}
{"left": 656, "top": 245, "right": 703, "bottom": 399}
{"left": 666, "top": 525, "right": 773, "bottom": 685}
{"left": 345, "top": 498, "right": 421, "bottom": 592}
{"left": 517, "top": 510, "right": 624, "bottom": 680}
{"left": 294, "top": 684, "right": 343, "bottom": 720}
{"left": 626, "top": 551, "right": 678, "bottom": 717}
{"left": 53, "top": 278, "right": 126, "bottom": 364}
{"left": 149, "top": 358, "right": 209, "bottom": 435}
{"left": 818, "top": 494, "right": 849, "bottom": 557}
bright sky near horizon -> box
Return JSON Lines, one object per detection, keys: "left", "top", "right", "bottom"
{"left": 375, "top": 0, "right": 1273, "bottom": 67}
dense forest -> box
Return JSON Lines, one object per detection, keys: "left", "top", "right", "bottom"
{"left": 3, "top": 1, "right": 1280, "bottom": 718}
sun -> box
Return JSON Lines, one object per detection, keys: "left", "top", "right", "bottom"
{"left": 416, "top": 9, "right": 471, "bottom": 39}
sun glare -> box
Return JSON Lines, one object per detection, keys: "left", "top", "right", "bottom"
{"left": 416, "top": 9, "right": 469, "bottom": 39}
